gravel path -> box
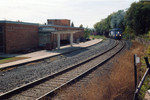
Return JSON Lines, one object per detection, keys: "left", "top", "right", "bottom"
{"left": 0, "top": 39, "right": 115, "bottom": 93}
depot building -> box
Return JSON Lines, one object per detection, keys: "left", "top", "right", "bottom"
{"left": 0, "top": 19, "right": 84, "bottom": 53}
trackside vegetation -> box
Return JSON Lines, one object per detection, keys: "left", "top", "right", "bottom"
{"left": 138, "top": 46, "right": 150, "bottom": 99}
{"left": 94, "top": 1, "right": 150, "bottom": 38}
{"left": 94, "top": 1, "right": 150, "bottom": 99}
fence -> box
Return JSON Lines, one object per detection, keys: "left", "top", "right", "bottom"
{"left": 133, "top": 55, "right": 150, "bottom": 100}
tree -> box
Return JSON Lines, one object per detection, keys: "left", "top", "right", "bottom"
{"left": 71, "top": 22, "right": 74, "bottom": 27}
{"left": 94, "top": 18, "right": 109, "bottom": 33}
{"left": 84, "top": 27, "right": 91, "bottom": 39}
{"left": 79, "top": 24, "right": 83, "bottom": 28}
{"left": 94, "top": 10, "right": 126, "bottom": 34}
{"left": 94, "top": 1, "right": 150, "bottom": 36}
{"left": 125, "top": 2, "right": 150, "bottom": 35}
{"left": 110, "top": 10, "right": 126, "bottom": 30}
{"left": 140, "top": 0, "right": 150, "bottom": 2}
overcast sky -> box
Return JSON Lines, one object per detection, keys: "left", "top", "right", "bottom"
{"left": 0, "top": 0, "right": 138, "bottom": 28}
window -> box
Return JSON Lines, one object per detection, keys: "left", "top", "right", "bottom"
{"left": 48, "top": 21, "right": 53, "bottom": 24}
{"left": 0, "top": 27, "right": 2, "bottom": 32}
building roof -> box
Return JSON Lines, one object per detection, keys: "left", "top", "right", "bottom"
{"left": 39, "top": 27, "right": 56, "bottom": 32}
{"left": 39, "top": 24, "right": 83, "bottom": 29}
{"left": 0, "top": 20, "right": 39, "bottom": 25}
{"left": 52, "top": 30, "right": 82, "bottom": 34}
{"left": 47, "top": 19, "right": 70, "bottom": 21}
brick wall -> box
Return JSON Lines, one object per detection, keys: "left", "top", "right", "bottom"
{"left": 47, "top": 19, "right": 70, "bottom": 26}
{"left": 5, "top": 23, "right": 39, "bottom": 53}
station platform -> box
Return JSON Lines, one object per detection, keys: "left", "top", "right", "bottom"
{"left": 0, "top": 39, "right": 103, "bottom": 69}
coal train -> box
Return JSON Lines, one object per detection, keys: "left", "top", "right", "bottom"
{"left": 109, "top": 28, "right": 122, "bottom": 40}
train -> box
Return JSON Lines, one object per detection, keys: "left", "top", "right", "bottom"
{"left": 109, "top": 28, "right": 122, "bottom": 40}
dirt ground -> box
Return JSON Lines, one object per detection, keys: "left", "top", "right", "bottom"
{"left": 48, "top": 41, "right": 146, "bottom": 100}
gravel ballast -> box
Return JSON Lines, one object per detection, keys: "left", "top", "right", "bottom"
{"left": 0, "top": 39, "right": 115, "bottom": 93}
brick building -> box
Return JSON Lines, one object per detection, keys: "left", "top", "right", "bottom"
{"left": 39, "top": 19, "right": 84, "bottom": 49}
{"left": 0, "top": 21, "right": 39, "bottom": 53}
{"left": 0, "top": 19, "right": 84, "bottom": 53}
{"left": 47, "top": 19, "right": 70, "bottom": 26}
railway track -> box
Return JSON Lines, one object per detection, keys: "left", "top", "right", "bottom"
{"left": 0, "top": 40, "right": 125, "bottom": 100}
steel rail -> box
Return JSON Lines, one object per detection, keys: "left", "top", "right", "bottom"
{"left": 0, "top": 40, "right": 125, "bottom": 100}
{"left": 38, "top": 40, "right": 125, "bottom": 100}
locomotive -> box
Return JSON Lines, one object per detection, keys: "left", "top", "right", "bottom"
{"left": 109, "top": 28, "right": 122, "bottom": 40}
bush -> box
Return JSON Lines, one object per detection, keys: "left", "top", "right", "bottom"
{"left": 84, "top": 27, "right": 91, "bottom": 39}
{"left": 123, "top": 33, "right": 135, "bottom": 40}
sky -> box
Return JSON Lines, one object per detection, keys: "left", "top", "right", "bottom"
{"left": 0, "top": 0, "right": 139, "bottom": 28}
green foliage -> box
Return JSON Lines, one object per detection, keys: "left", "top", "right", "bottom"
{"left": 147, "top": 31, "right": 150, "bottom": 40}
{"left": 84, "top": 27, "right": 92, "bottom": 39}
{"left": 138, "top": 46, "right": 150, "bottom": 99}
{"left": 138, "top": 75, "right": 150, "bottom": 99}
{"left": 0, "top": 57, "right": 29, "bottom": 64}
{"left": 138, "top": 30, "right": 150, "bottom": 41}
{"left": 79, "top": 24, "right": 83, "bottom": 28}
{"left": 94, "top": 18, "right": 110, "bottom": 33}
{"left": 71, "top": 22, "right": 74, "bottom": 27}
{"left": 110, "top": 10, "right": 126, "bottom": 29}
{"left": 94, "top": 1, "right": 150, "bottom": 39}
{"left": 123, "top": 33, "right": 135, "bottom": 40}
{"left": 89, "top": 35, "right": 106, "bottom": 40}
{"left": 123, "top": 26, "right": 134, "bottom": 34}
{"left": 147, "top": 46, "right": 150, "bottom": 56}
{"left": 123, "top": 26, "right": 135, "bottom": 40}
{"left": 94, "top": 10, "right": 126, "bottom": 35}
{"left": 148, "top": 31, "right": 150, "bottom": 36}
{"left": 125, "top": 2, "right": 150, "bottom": 35}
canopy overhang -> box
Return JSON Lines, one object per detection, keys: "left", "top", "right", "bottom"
{"left": 52, "top": 30, "right": 82, "bottom": 49}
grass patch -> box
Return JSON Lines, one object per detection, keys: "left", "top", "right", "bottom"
{"left": 89, "top": 35, "right": 106, "bottom": 40}
{"left": 139, "top": 75, "right": 150, "bottom": 99}
{"left": 0, "top": 57, "right": 29, "bottom": 64}
{"left": 138, "top": 45, "right": 150, "bottom": 99}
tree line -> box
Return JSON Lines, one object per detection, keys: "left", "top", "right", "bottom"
{"left": 94, "top": 1, "right": 150, "bottom": 36}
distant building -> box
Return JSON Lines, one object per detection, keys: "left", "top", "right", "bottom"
{"left": 0, "top": 19, "right": 84, "bottom": 53}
